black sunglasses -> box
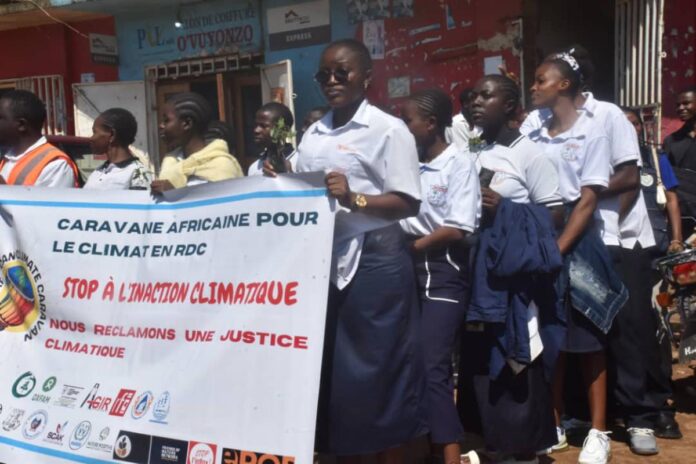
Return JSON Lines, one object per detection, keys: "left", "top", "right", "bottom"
{"left": 314, "top": 68, "right": 350, "bottom": 85}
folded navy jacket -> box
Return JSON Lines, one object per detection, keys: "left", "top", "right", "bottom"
{"left": 467, "top": 199, "right": 565, "bottom": 379}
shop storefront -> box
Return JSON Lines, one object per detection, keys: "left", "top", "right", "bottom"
{"left": 20, "top": 0, "right": 695, "bottom": 160}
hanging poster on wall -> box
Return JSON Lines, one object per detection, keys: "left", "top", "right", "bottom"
{"left": 347, "top": 0, "right": 391, "bottom": 24}
{"left": 267, "top": 0, "right": 331, "bottom": 51}
{"left": 368, "top": 0, "right": 391, "bottom": 19}
{"left": 388, "top": 76, "right": 410, "bottom": 98}
{"left": 392, "top": 0, "right": 415, "bottom": 18}
{"left": 347, "top": 0, "right": 370, "bottom": 24}
{"left": 363, "top": 20, "right": 385, "bottom": 59}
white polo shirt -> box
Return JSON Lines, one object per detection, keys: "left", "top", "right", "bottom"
{"left": 247, "top": 148, "right": 298, "bottom": 176}
{"left": 0, "top": 136, "right": 75, "bottom": 187}
{"left": 445, "top": 113, "right": 482, "bottom": 152}
{"left": 401, "top": 144, "right": 481, "bottom": 236}
{"left": 525, "top": 117, "right": 612, "bottom": 203}
{"left": 297, "top": 99, "right": 421, "bottom": 289}
{"left": 473, "top": 135, "right": 563, "bottom": 206}
{"left": 84, "top": 158, "right": 153, "bottom": 190}
{"left": 522, "top": 93, "right": 655, "bottom": 248}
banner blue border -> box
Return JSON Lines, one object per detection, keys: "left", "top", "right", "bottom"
{"left": 0, "top": 435, "right": 114, "bottom": 464}
{"left": 0, "top": 188, "right": 327, "bottom": 211}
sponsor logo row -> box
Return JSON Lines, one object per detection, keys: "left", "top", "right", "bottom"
{"left": 3, "top": 372, "right": 294, "bottom": 463}
{"left": 114, "top": 431, "right": 296, "bottom": 464}
{"left": 1, "top": 408, "right": 114, "bottom": 454}
{"left": 10, "top": 371, "right": 170, "bottom": 423}
{"left": 0, "top": 407, "right": 294, "bottom": 464}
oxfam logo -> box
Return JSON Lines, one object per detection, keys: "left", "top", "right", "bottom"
{"left": 12, "top": 371, "right": 37, "bottom": 398}
{"left": 0, "top": 260, "right": 40, "bottom": 333}
{"left": 42, "top": 377, "right": 57, "bottom": 393}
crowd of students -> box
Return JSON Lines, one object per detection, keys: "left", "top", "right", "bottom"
{"left": 1, "top": 37, "right": 695, "bottom": 464}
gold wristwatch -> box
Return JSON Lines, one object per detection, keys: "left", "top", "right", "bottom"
{"left": 352, "top": 193, "right": 367, "bottom": 210}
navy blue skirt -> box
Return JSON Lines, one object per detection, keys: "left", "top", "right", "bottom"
{"left": 563, "top": 297, "right": 607, "bottom": 353}
{"left": 315, "top": 225, "right": 428, "bottom": 455}
{"left": 458, "top": 327, "right": 557, "bottom": 454}
{"left": 411, "top": 246, "right": 469, "bottom": 444}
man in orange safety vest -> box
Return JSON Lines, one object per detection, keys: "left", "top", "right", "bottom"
{"left": 0, "top": 90, "right": 79, "bottom": 187}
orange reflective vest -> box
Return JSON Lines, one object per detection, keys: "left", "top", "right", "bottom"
{"left": 0, "top": 143, "right": 80, "bottom": 187}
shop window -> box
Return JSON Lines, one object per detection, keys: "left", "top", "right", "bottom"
{"left": 0, "top": 75, "right": 66, "bottom": 135}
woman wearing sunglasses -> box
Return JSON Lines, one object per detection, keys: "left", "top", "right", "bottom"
{"left": 265, "top": 38, "right": 427, "bottom": 462}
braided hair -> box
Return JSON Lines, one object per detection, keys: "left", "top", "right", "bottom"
{"left": 167, "top": 92, "right": 212, "bottom": 135}
{"left": 99, "top": 108, "right": 137, "bottom": 147}
{"left": 408, "top": 88, "right": 453, "bottom": 136}
{"left": 543, "top": 45, "right": 595, "bottom": 96}
{"left": 205, "top": 120, "right": 235, "bottom": 148}
{"left": 480, "top": 74, "right": 521, "bottom": 119}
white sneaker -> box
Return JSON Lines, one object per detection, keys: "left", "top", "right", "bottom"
{"left": 578, "top": 428, "right": 611, "bottom": 464}
{"left": 460, "top": 451, "right": 481, "bottom": 464}
{"left": 536, "top": 426, "right": 569, "bottom": 455}
{"left": 627, "top": 427, "right": 658, "bottom": 455}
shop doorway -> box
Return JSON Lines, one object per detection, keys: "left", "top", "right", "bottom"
{"left": 148, "top": 55, "right": 294, "bottom": 172}
{"left": 523, "top": 0, "right": 616, "bottom": 103}
{"left": 154, "top": 72, "right": 260, "bottom": 170}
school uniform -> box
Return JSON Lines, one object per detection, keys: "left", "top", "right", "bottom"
{"left": 445, "top": 113, "right": 482, "bottom": 152}
{"left": 247, "top": 144, "right": 298, "bottom": 176}
{"left": 586, "top": 97, "right": 667, "bottom": 430}
{"left": 525, "top": 109, "right": 614, "bottom": 353}
{"left": 577, "top": 97, "right": 668, "bottom": 430}
{"left": 84, "top": 158, "right": 152, "bottom": 190}
{"left": 400, "top": 144, "right": 480, "bottom": 444}
{"left": 527, "top": 95, "right": 671, "bottom": 429}
{"left": 640, "top": 148, "right": 679, "bottom": 253}
{"left": 458, "top": 135, "right": 561, "bottom": 454}
{"left": 297, "top": 99, "right": 428, "bottom": 455}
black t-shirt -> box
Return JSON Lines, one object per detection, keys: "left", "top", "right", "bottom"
{"left": 665, "top": 122, "right": 696, "bottom": 170}
{"left": 666, "top": 122, "right": 696, "bottom": 221}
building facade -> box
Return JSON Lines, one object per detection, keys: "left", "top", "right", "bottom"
{"left": 0, "top": 0, "right": 692, "bottom": 165}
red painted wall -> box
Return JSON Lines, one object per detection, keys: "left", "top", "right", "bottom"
{"left": 0, "top": 17, "right": 118, "bottom": 135}
{"left": 359, "top": 0, "right": 523, "bottom": 115}
{"left": 0, "top": 23, "right": 69, "bottom": 80}
{"left": 662, "top": 0, "right": 696, "bottom": 140}
{"left": 66, "top": 18, "right": 120, "bottom": 87}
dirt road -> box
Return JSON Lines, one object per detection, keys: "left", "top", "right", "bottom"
{"left": 319, "top": 361, "right": 696, "bottom": 463}
{"left": 547, "top": 362, "right": 696, "bottom": 464}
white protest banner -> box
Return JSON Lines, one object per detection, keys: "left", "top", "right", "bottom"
{"left": 0, "top": 172, "right": 334, "bottom": 464}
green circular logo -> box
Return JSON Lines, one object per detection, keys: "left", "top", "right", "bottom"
{"left": 42, "top": 376, "right": 57, "bottom": 393}
{"left": 12, "top": 371, "right": 36, "bottom": 398}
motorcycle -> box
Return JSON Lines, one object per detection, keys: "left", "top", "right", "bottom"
{"left": 654, "top": 224, "right": 696, "bottom": 363}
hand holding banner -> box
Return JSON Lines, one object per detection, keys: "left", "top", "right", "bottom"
{"left": 0, "top": 173, "right": 334, "bottom": 464}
